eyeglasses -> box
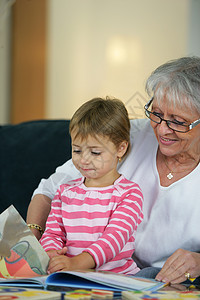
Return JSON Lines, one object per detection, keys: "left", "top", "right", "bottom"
{"left": 144, "top": 97, "right": 200, "bottom": 133}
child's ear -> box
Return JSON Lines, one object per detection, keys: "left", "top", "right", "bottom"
{"left": 117, "top": 141, "right": 129, "bottom": 159}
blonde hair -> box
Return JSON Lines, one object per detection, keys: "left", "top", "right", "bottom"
{"left": 69, "top": 97, "right": 130, "bottom": 156}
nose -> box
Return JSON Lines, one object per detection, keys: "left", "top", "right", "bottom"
{"left": 80, "top": 151, "right": 91, "bottom": 164}
{"left": 157, "top": 119, "right": 173, "bottom": 134}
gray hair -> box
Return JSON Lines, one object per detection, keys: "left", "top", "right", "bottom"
{"left": 145, "top": 56, "right": 200, "bottom": 114}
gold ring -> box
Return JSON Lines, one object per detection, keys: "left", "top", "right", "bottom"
{"left": 185, "top": 272, "right": 190, "bottom": 279}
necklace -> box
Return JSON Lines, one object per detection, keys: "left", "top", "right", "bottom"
{"left": 163, "top": 156, "right": 200, "bottom": 180}
{"left": 167, "top": 172, "right": 173, "bottom": 180}
{"left": 163, "top": 156, "right": 182, "bottom": 180}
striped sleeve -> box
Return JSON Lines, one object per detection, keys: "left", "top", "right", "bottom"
{"left": 83, "top": 183, "right": 143, "bottom": 268}
{"left": 40, "top": 188, "right": 66, "bottom": 251}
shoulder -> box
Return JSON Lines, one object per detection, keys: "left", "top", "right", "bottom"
{"left": 59, "top": 177, "right": 84, "bottom": 192}
{"left": 129, "top": 118, "right": 156, "bottom": 149}
{"left": 130, "top": 118, "right": 150, "bottom": 133}
{"left": 115, "top": 175, "right": 143, "bottom": 198}
{"left": 130, "top": 119, "right": 152, "bottom": 143}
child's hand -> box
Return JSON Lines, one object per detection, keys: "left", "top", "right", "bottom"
{"left": 46, "top": 247, "right": 67, "bottom": 259}
{"left": 47, "top": 251, "right": 96, "bottom": 274}
{"left": 47, "top": 255, "right": 73, "bottom": 274}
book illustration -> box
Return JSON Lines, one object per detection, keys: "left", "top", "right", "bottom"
{"left": 64, "top": 289, "right": 114, "bottom": 299}
{"left": 91, "top": 289, "right": 114, "bottom": 299}
{"left": 0, "top": 286, "right": 61, "bottom": 299}
{"left": 122, "top": 290, "right": 200, "bottom": 299}
{"left": 0, "top": 205, "right": 49, "bottom": 278}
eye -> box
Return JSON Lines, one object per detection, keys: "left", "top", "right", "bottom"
{"left": 91, "top": 151, "right": 101, "bottom": 156}
{"left": 153, "top": 111, "right": 162, "bottom": 118}
{"left": 73, "top": 149, "right": 81, "bottom": 154}
{"left": 171, "top": 119, "right": 187, "bottom": 126}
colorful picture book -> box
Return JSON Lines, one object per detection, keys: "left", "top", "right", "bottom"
{"left": 0, "top": 286, "right": 61, "bottom": 300}
{"left": 122, "top": 290, "right": 200, "bottom": 299}
{"left": 0, "top": 206, "right": 166, "bottom": 292}
{"left": 0, "top": 205, "right": 49, "bottom": 278}
{"left": 0, "top": 270, "right": 166, "bottom": 292}
{"left": 64, "top": 289, "right": 114, "bottom": 299}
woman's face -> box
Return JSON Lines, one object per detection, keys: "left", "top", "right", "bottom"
{"left": 150, "top": 97, "right": 200, "bottom": 157}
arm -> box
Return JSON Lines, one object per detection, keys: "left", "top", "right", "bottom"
{"left": 84, "top": 184, "right": 143, "bottom": 269}
{"left": 40, "top": 188, "right": 67, "bottom": 251}
{"left": 26, "top": 194, "right": 51, "bottom": 240}
{"left": 26, "top": 159, "right": 81, "bottom": 239}
{"left": 156, "top": 249, "right": 200, "bottom": 284}
{"left": 40, "top": 187, "right": 96, "bottom": 273}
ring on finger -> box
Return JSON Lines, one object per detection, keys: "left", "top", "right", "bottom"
{"left": 185, "top": 272, "right": 190, "bottom": 279}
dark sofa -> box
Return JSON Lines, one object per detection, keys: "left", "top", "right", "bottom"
{"left": 0, "top": 119, "right": 71, "bottom": 220}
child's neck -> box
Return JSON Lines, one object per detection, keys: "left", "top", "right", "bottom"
{"left": 84, "top": 171, "right": 121, "bottom": 188}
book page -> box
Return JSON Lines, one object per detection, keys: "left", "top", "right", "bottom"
{"left": 0, "top": 205, "right": 49, "bottom": 278}
{"left": 71, "top": 271, "right": 165, "bottom": 291}
{"left": 46, "top": 270, "right": 166, "bottom": 291}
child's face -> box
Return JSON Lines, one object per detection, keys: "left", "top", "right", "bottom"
{"left": 71, "top": 132, "right": 126, "bottom": 187}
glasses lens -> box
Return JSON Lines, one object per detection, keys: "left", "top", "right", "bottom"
{"left": 145, "top": 104, "right": 190, "bottom": 133}
{"left": 145, "top": 110, "right": 161, "bottom": 124}
{"left": 167, "top": 122, "right": 188, "bottom": 133}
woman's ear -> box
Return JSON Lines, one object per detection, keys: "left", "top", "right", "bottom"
{"left": 117, "top": 141, "right": 129, "bottom": 159}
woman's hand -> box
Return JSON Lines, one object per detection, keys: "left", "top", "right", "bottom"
{"left": 156, "top": 249, "right": 200, "bottom": 284}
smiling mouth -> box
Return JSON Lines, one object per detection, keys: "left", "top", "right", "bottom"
{"left": 160, "top": 136, "right": 177, "bottom": 143}
{"left": 162, "top": 137, "right": 172, "bottom": 141}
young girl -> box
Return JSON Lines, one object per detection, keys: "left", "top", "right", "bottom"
{"left": 40, "top": 97, "right": 143, "bottom": 275}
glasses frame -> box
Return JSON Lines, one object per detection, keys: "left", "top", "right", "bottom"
{"left": 144, "top": 97, "right": 200, "bottom": 133}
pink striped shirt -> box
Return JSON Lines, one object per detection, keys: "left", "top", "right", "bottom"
{"left": 40, "top": 175, "right": 143, "bottom": 274}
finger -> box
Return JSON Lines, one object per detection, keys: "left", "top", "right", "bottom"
{"left": 170, "top": 265, "right": 197, "bottom": 284}
{"left": 48, "top": 261, "right": 62, "bottom": 273}
{"left": 156, "top": 262, "right": 185, "bottom": 283}
{"left": 170, "top": 274, "right": 188, "bottom": 284}
{"left": 159, "top": 251, "right": 181, "bottom": 275}
{"left": 156, "top": 249, "right": 200, "bottom": 284}
{"left": 57, "top": 247, "right": 67, "bottom": 255}
{"left": 46, "top": 252, "right": 52, "bottom": 258}
{"left": 156, "top": 250, "right": 187, "bottom": 282}
{"left": 48, "top": 255, "right": 70, "bottom": 273}
{"left": 46, "top": 250, "right": 58, "bottom": 258}
{"left": 157, "top": 259, "right": 192, "bottom": 284}
{"left": 48, "top": 256, "right": 63, "bottom": 272}
{"left": 156, "top": 260, "right": 179, "bottom": 282}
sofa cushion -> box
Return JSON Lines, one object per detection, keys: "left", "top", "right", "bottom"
{"left": 0, "top": 119, "right": 71, "bottom": 219}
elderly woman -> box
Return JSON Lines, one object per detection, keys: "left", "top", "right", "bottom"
{"left": 27, "top": 56, "right": 200, "bottom": 284}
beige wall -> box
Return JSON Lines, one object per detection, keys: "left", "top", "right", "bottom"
{"left": 46, "top": 0, "right": 190, "bottom": 120}
{"left": 1, "top": 0, "right": 200, "bottom": 124}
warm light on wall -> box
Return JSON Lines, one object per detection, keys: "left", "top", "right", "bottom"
{"left": 106, "top": 36, "right": 142, "bottom": 65}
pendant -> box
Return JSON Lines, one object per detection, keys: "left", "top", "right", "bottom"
{"left": 167, "top": 172, "right": 173, "bottom": 180}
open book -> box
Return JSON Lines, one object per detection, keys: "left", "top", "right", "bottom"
{"left": 0, "top": 205, "right": 49, "bottom": 278}
{"left": 0, "top": 270, "right": 166, "bottom": 291}
{"left": 0, "top": 205, "right": 166, "bottom": 292}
